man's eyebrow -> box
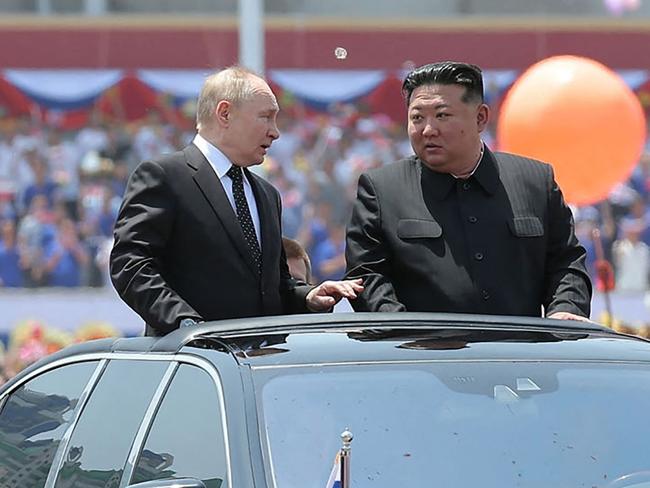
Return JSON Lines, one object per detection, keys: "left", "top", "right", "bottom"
{"left": 410, "top": 102, "right": 450, "bottom": 111}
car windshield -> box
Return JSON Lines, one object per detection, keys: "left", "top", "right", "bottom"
{"left": 254, "top": 361, "right": 650, "bottom": 488}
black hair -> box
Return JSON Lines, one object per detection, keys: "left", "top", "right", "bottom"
{"left": 402, "top": 61, "right": 484, "bottom": 105}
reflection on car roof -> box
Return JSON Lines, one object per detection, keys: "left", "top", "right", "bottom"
{"left": 7, "top": 312, "right": 650, "bottom": 386}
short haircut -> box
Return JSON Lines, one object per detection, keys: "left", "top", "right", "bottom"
{"left": 402, "top": 61, "right": 484, "bottom": 106}
{"left": 196, "top": 65, "right": 261, "bottom": 131}
{"left": 282, "top": 237, "right": 312, "bottom": 284}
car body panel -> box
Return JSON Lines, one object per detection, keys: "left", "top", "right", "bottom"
{"left": 1, "top": 312, "right": 649, "bottom": 488}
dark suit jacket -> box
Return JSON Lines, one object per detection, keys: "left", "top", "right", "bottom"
{"left": 110, "top": 143, "right": 311, "bottom": 336}
{"left": 345, "top": 147, "right": 592, "bottom": 317}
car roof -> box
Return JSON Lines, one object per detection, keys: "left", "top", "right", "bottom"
{"left": 5, "top": 313, "right": 649, "bottom": 389}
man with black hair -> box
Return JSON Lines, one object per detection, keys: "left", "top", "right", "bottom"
{"left": 345, "top": 61, "right": 591, "bottom": 320}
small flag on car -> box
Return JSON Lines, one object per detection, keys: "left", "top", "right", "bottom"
{"left": 325, "top": 453, "right": 341, "bottom": 488}
{"left": 325, "top": 429, "right": 353, "bottom": 488}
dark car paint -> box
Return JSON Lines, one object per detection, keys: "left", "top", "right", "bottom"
{"left": 1, "top": 312, "right": 648, "bottom": 488}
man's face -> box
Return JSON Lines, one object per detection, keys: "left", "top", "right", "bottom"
{"left": 407, "top": 83, "right": 488, "bottom": 174}
{"left": 224, "top": 78, "right": 280, "bottom": 167}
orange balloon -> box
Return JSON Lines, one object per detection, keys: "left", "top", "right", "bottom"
{"left": 497, "top": 56, "right": 646, "bottom": 206}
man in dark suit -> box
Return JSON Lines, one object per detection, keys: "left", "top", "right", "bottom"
{"left": 111, "top": 66, "right": 362, "bottom": 336}
{"left": 345, "top": 61, "right": 591, "bottom": 320}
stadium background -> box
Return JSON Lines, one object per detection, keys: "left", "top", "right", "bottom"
{"left": 0, "top": 0, "right": 649, "bottom": 378}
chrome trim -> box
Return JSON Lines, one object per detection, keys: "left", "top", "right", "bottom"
{"left": 171, "top": 355, "right": 233, "bottom": 488}
{"left": 250, "top": 358, "right": 650, "bottom": 370}
{"left": 121, "top": 362, "right": 179, "bottom": 488}
{"left": 45, "top": 359, "right": 109, "bottom": 488}
{"left": 0, "top": 353, "right": 181, "bottom": 399}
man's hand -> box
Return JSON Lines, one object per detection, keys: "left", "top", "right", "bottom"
{"left": 547, "top": 311, "right": 592, "bottom": 322}
{"left": 306, "top": 279, "right": 364, "bottom": 312}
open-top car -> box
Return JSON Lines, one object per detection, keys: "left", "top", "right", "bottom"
{"left": 1, "top": 312, "right": 650, "bottom": 488}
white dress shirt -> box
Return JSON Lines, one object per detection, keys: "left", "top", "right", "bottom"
{"left": 193, "top": 134, "right": 261, "bottom": 246}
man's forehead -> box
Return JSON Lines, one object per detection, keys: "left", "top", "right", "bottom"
{"left": 241, "top": 93, "right": 279, "bottom": 114}
{"left": 409, "top": 84, "right": 464, "bottom": 106}
{"left": 249, "top": 82, "right": 279, "bottom": 109}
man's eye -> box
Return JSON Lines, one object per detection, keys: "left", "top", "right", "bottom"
{"left": 437, "top": 113, "right": 449, "bottom": 119}
{"left": 411, "top": 115, "right": 422, "bottom": 122}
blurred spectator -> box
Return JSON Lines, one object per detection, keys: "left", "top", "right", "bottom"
{"left": 613, "top": 219, "right": 650, "bottom": 292}
{"left": 21, "top": 150, "right": 58, "bottom": 212}
{"left": 133, "top": 111, "right": 174, "bottom": 162}
{"left": 296, "top": 200, "right": 331, "bottom": 257}
{"left": 620, "top": 195, "right": 650, "bottom": 245}
{"left": 312, "top": 221, "right": 346, "bottom": 282}
{"left": 43, "top": 218, "right": 90, "bottom": 287}
{"left": 16, "top": 194, "right": 56, "bottom": 286}
{"left": 0, "top": 219, "right": 26, "bottom": 287}
{"left": 75, "top": 112, "right": 109, "bottom": 157}
{"left": 110, "top": 162, "right": 130, "bottom": 199}
{"left": 45, "top": 127, "right": 81, "bottom": 218}
{"left": 100, "top": 121, "right": 134, "bottom": 167}
{"left": 0, "top": 117, "right": 42, "bottom": 195}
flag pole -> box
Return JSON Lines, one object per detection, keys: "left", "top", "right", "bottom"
{"left": 340, "top": 429, "right": 353, "bottom": 488}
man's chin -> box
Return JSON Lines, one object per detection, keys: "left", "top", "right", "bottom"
{"left": 419, "top": 156, "right": 448, "bottom": 173}
{"left": 240, "top": 159, "right": 264, "bottom": 167}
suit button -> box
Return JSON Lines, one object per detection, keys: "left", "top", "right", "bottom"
{"left": 468, "top": 216, "right": 478, "bottom": 223}
{"left": 474, "top": 252, "right": 484, "bottom": 261}
{"left": 482, "top": 289, "right": 490, "bottom": 300}
{"left": 462, "top": 182, "right": 471, "bottom": 190}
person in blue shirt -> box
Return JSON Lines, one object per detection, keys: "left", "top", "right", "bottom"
{"left": 0, "top": 219, "right": 25, "bottom": 287}
{"left": 312, "top": 222, "right": 346, "bottom": 282}
{"left": 43, "top": 218, "right": 89, "bottom": 287}
{"left": 22, "top": 151, "right": 58, "bottom": 212}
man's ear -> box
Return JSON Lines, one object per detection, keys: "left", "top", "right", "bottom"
{"left": 215, "top": 100, "right": 231, "bottom": 127}
{"left": 477, "top": 104, "right": 490, "bottom": 132}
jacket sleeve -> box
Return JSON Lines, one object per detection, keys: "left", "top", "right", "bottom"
{"left": 345, "top": 172, "right": 406, "bottom": 312}
{"left": 110, "top": 160, "right": 203, "bottom": 334}
{"left": 542, "top": 165, "right": 593, "bottom": 317}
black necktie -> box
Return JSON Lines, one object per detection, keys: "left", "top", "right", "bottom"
{"left": 227, "top": 165, "right": 261, "bottom": 272}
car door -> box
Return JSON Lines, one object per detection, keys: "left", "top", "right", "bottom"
{"left": 123, "top": 362, "right": 229, "bottom": 488}
{"left": 0, "top": 359, "right": 101, "bottom": 488}
{"left": 51, "top": 358, "right": 170, "bottom": 488}
{"left": 0, "top": 351, "right": 234, "bottom": 488}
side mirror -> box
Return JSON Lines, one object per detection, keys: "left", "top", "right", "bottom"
{"left": 126, "top": 478, "right": 206, "bottom": 488}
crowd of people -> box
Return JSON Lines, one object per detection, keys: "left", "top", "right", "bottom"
{"left": 0, "top": 96, "right": 649, "bottom": 295}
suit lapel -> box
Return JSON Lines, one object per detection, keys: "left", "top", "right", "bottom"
{"left": 246, "top": 169, "right": 276, "bottom": 278}
{"left": 183, "top": 145, "right": 261, "bottom": 278}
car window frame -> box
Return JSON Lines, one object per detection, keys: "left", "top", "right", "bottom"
{"left": 121, "top": 361, "right": 178, "bottom": 487}
{"left": 0, "top": 352, "right": 233, "bottom": 488}
{"left": 0, "top": 358, "right": 106, "bottom": 488}
{"left": 45, "top": 359, "right": 109, "bottom": 487}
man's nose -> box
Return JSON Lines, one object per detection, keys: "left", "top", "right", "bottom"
{"left": 422, "top": 121, "right": 438, "bottom": 136}
{"left": 269, "top": 122, "right": 280, "bottom": 140}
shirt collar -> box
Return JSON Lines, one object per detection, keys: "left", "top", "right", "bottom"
{"left": 471, "top": 145, "right": 499, "bottom": 196}
{"left": 419, "top": 144, "right": 499, "bottom": 200}
{"left": 451, "top": 142, "right": 484, "bottom": 179}
{"left": 192, "top": 133, "right": 233, "bottom": 179}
